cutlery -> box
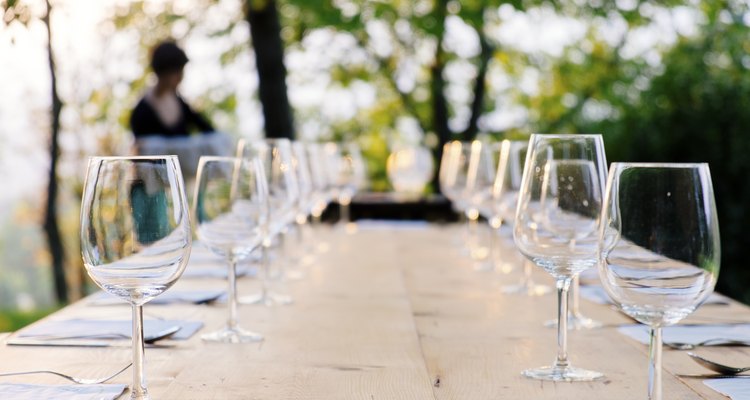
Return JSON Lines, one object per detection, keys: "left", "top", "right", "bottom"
{"left": 0, "top": 363, "right": 131, "bottom": 384}
{"left": 665, "top": 338, "right": 750, "bottom": 350}
{"left": 687, "top": 352, "right": 750, "bottom": 375}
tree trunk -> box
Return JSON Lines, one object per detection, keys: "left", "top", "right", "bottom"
{"left": 431, "top": 0, "right": 451, "bottom": 193}
{"left": 246, "top": 0, "right": 294, "bottom": 139}
{"left": 462, "top": 34, "right": 492, "bottom": 141}
{"left": 42, "top": 0, "right": 67, "bottom": 304}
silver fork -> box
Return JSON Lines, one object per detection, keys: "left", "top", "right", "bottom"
{"left": 0, "top": 363, "right": 131, "bottom": 384}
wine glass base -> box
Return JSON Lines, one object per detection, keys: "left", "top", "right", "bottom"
{"left": 201, "top": 327, "right": 263, "bottom": 343}
{"left": 502, "top": 282, "right": 552, "bottom": 296}
{"left": 544, "top": 313, "right": 603, "bottom": 330}
{"left": 130, "top": 391, "right": 150, "bottom": 400}
{"left": 239, "top": 292, "right": 293, "bottom": 306}
{"left": 522, "top": 365, "right": 604, "bottom": 382}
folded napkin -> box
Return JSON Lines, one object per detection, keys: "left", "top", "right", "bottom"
{"left": 0, "top": 383, "right": 126, "bottom": 400}
{"left": 181, "top": 264, "right": 257, "bottom": 279}
{"left": 705, "top": 378, "right": 750, "bottom": 399}
{"left": 88, "top": 290, "right": 224, "bottom": 306}
{"left": 17, "top": 319, "right": 203, "bottom": 341}
{"left": 579, "top": 285, "right": 730, "bottom": 306}
{"left": 618, "top": 324, "right": 750, "bottom": 346}
{"left": 355, "top": 220, "right": 430, "bottom": 231}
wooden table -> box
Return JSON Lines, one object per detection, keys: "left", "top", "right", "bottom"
{"left": 0, "top": 224, "right": 744, "bottom": 399}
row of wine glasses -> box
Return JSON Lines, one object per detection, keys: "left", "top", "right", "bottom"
{"left": 79, "top": 139, "right": 368, "bottom": 399}
{"left": 451, "top": 134, "right": 720, "bottom": 400}
{"left": 440, "top": 140, "right": 551, "bottom": 295}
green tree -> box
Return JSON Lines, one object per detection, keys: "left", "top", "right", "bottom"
{"left": 518, "top": 1, "right": 750, "bottom": 301}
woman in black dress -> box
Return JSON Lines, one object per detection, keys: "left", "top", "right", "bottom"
{"left": 130, "top": 41, "right": 214, "bottom": 137}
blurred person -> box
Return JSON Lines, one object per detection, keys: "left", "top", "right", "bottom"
{"left": 130, "top": 40, "right": 231, "bottom": 179}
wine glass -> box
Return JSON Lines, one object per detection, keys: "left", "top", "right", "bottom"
{"left": 324, "top": 142, "right": 367, "bottom": 226}
{"left": 498, "top": 140, "right": 551, "bottom": 296}
{"left": 306, "top": 142, "right": 334, "bottom": 224}
{"left": 467, "top": 141, "right": 503, "bottom": 270}
{"left": 598, "top": 163, "right": 720, "bottom": 400}
{"left": 386, "top": 145, "right": 434, "bottom": 196}
{"left": 439, "top": 141, "right": 473, "bottom": 251}
{"left": 237, "top": 138, "right": 299, "bottom": 306}
{"left": 540, "top": 159, "right": 603, "bottom": 329}
{"left": 193, "top": 156, "right": 267, "bottom": 343}
{"left": 513, "top": 134, "right": 607, "bottom": 381}
{"left": 80, "top": 156, "right": 191, "bottom": 399}
{"left": 287, "top": 141, "right": 315, "bottom": 275}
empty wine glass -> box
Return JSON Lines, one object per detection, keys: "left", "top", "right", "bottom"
{"left": 499, "top": 140, "right": 551, "bottom": 296}
{"left": 324, "top": 142, "right": 367, "bottom": 225}
{"left": 193, "top": 156, "right": 267, "bottom": 343}
{"left": 80, "top": 156, "right": 191, "bottom": 399}
{"left": 514, "top": 134, "right": 607, "bottom": 381}
{"left": 237, "top": 138, "right": 298, "bottom": 306}
{"left": 306, "top": 142, "right": 334, "bottom": 224}
{"left": 540, "top": 159, "right": 603, "bottom": 329}
{"left": 386, "top": 145, "right": 434, "bottom": 196}
{"left": 467, "top": 141, "right": 502, "bottom": 270}
{"left": 440, "top": 141, "right": 473, "bottom": 251}
{"left": 598, "top": 163, "right": 720, "bottom": 400}
{"left": 287, "top": 141, "right": 315, "bottom": 276}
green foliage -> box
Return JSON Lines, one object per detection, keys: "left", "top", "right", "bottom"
{"left": 516, "top": 0, "right": 750, "bottom": 301}
{"left": 0, "top": 308, "right": 59, "bottom": 332}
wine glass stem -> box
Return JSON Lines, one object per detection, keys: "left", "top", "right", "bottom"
{"left": 227, "top": 258, "right": 239, "bottom": 330}
{"left": 648, "top": 327, "right": 663, "bottom": 400}
{"left": 131, "top": 304, "right": 148, "bottom": 399}
{"left": 467, "top": 211, "right": 479, "bottom": 253}
{"left": 555, "top": 277, "right": 572, "bottom": 369}
{"left": 489, "top": 222, "right": 499, "bottom": 267}
{"left": 261, "top": 242, "right": 271, "bottom": 301}
{"left": 339, "top": 195, "right": 351, "bottom": 223}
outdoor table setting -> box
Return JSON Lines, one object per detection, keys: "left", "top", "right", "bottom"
{"left": 0, "top": 135, "right": 749, "bottom": 400}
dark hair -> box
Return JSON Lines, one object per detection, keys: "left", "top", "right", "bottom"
{"left": 150, "top": 41, "right": 188, "bottom": 76}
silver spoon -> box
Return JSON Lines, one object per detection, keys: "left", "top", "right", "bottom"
{"left": 665, "top": 338, "right": 750, "bottom": 350}
{"left": 687, "top": 352, "right": 750, "bottom": 375}
{"left": 0, "top": 363, "right": 131, "bottom": 384}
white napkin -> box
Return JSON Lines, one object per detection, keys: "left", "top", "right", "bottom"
{"left": 18, "top": 319, "right": 203, "bottom": 341}
{"left": 354, "top": 220, "right": 430, "bottom": 231}
{"left": 88, "top": 290, "right": 224, "bottom": 306}
{"left": 618, "top": 324, "right": 750, "bottom": 346}
{"left": 182, "top": 264, "right": 257, "bottom": 279}
{"left": 579, "top": 285, "right": 729, "bottom": 306}
{"left": 0, "top": 383, "right": 126, "bottom": 400}
{"left": 705, "top": 378, "right": 750, "bottom": 399}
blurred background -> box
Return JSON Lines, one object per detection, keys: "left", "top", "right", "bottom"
{"left": 1, "top": 0, "right": 749, "bottom": 327}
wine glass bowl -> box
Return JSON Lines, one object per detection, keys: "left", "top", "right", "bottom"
{"left": 598, "top": 163, "right": 720, "bottom": 400}
{"left": 80, "top": 155, "right": 191, "bottom": 399}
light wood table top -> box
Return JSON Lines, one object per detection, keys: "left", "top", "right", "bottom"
{"left": 0, "top": 223, "right": 744, "bottom": 399}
